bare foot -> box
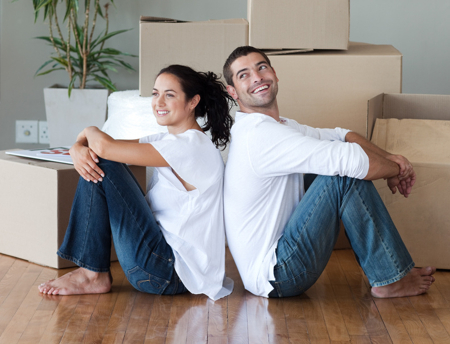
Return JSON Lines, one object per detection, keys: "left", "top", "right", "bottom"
{"left": 38, "top": 268, "right": 112, "bottom": 295}
{"left": 371, "top": 266, "right": 436, "bottom": 298}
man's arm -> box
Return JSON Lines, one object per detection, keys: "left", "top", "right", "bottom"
{"left": 345, "top": 131, "right": 416, "bottom": 197}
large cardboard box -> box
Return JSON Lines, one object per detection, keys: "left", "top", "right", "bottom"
{"left": 270, "top": 42, "right": 402, "bottom": 137}
{"left": 248, "top": 0, "right": 349, "bottom": 50}
{"left": 140, "top": 17, "right": 248, "bottom": 97}
{"left": 369, "top": 93, "right": 450, "bottom": 269}
{"left": 0, "top": 151, "right": 146, "bottom": 269}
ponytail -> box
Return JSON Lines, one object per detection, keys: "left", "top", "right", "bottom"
{"left": 157, "top": 65, "right": 235, "bottom": 149}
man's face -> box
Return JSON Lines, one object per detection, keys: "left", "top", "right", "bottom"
{"left": 226, "top": 52, "right": 279, "bottom": 113}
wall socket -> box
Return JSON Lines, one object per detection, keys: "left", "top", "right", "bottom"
{"left": 39, "top": 121, "right": 50, "bottom": 144}
{"left": 16, "top": 120, "right": 38, "bottom": 143}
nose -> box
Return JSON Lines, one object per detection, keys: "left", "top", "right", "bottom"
{"left": 156, "top": 95, "right": 165, "bottom": 107}
{"left": 252, "top": 69, "right": 263, "bottom": 83}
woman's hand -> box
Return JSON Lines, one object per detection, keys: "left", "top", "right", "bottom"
{"left": 69, "top": 141, "right": 105, "bottom": 183}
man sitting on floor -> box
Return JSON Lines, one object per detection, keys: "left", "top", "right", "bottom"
{"left": 223, "top": 46, "right": 435, "bottom": 298}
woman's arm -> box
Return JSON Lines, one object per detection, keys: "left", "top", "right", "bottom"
{"left": 70, "top": 127, "right": 169, "bottom": 183}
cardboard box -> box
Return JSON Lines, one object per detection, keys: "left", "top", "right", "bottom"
{"left": 369, "top": 93, "right": 450, "bottom": 269}
{"left": 140, "top": 17, "right": 248, "bottom": 97}
{"left": 271, "top": 42, "right": 402, "bottom": 137}
{"left": 248, "top": 0, "right": 349, "bottom": 50}
{"left": 0, "top": 151, "right": 146, "bottom": 269}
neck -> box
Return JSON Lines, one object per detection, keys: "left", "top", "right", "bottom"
{"left": 167, "top": 119, "right": 203, "bottom": 136}
{"left": 238, "top": 100, "right": 281, "bottom": 122}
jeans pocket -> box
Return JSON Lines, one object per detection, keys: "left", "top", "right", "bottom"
{"left": 127, "top": 266, "right": 170, "bottom": 295}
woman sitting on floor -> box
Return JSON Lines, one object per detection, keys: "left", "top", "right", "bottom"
{"left": 38, "top": 65, "right": 235, "bottom": 300}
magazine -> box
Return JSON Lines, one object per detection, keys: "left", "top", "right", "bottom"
{"left": 6, "top": 147, "right": 73, "bottom": 165}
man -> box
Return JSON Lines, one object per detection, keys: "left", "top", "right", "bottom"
{"left": 223, "top": 46, "right": 435, "bottom": 298}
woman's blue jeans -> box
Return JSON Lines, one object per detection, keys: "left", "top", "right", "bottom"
{"left": 269, "top": 175, "right": 414, "bottom": 298}
{"left": 58, "top": 159, "right": 187, "bottom": 295}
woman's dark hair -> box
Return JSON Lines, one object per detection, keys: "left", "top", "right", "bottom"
{"left": 156, "top": 65, "right": 235, "bottom": 150}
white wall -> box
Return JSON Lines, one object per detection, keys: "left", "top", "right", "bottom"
{"left": 1, "top": 0, "right": 449, "bottom": 150}
{"left": 350, "top": 0, "right": 450, "bottom": 95}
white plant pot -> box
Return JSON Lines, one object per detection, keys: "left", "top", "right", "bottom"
{"left": 44, "top": 84, "right": 109, "bottom": 147}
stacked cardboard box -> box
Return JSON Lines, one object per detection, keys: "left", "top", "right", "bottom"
{"left": 248, "top": 0, "right": 350, "bottom": 50}
{"left": 369, "top": 93, "right": 450, "bottom": 269}
{"left": 140, "top": 17, "right": 248, "bottom": 97}
{"left": 271, "top": 42, "right": 402, "bottom": 136}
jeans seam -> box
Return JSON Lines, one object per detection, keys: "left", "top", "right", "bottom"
{"left": 371, "top": 261, "right": 415, "bottom": 287}
{"left": 104, "top": 171, "right": 172, "bottom": 261}
{"left": 354, "top": 183, "right": 402, "bottom": 273}
{"left": 81, "top": 181, "right": 94, "bottom": 260}
{"left": 291, "top": 176, "right": 333, "bottom": 251}
{"left": 57, "top": 251, "right": 110, "bottom": 273}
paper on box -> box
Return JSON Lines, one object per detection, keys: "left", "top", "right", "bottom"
{"left": 0, "top": 151, "right": 146, "bottom": 269}
{"left": 248, "top": 0, "right": 349, "bottom": 50}
{"left": 139, "top": 17, "right": 248, "bottom": 97}
{"left": 369, "top": 94, "right": 450, "bottom": 269}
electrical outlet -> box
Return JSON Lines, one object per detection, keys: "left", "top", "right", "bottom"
{"left": 16, "top": 120, "right": 38, "bottom": 143}
{"left": 39, "top": 121, "right": 50, "bottom": 144}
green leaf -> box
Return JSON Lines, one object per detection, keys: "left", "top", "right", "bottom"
{"left": 90, "top": 29, "right": 132, "bottom": 49}
{"left": 34, "top": 59, "right": 54, "bottom": 76}
{"left": 36, "top": 67, "right": 66, "bottom": 76}
{"left": 93, "top": 75, "right": 117, "bottom": 92}
{"left": 68, "top": 76, "right": 77, "bottom": 97}
{"left": 51, "top": 56, "right": 69, "bottom": 67}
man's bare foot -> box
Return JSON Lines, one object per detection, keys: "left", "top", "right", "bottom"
{"left": 38, "top": 267, "right": 112, "bottom": 295}
{"left": 371, "top": 266, "right": 436, "bottom": 298}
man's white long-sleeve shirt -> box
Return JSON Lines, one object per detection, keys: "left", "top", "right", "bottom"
{"left": 224, "top": 112, "right": 370, "bottom": 297}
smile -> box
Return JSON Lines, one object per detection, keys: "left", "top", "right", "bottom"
{"left": 157, "top": 110, "right": 169, "bottom": 115}
{"left": 252, "top": 85, "right": 269, "bottom": 94}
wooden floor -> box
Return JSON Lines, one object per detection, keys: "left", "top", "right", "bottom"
{"left": 1, "top": 249, "right": 450, "bottom": 344}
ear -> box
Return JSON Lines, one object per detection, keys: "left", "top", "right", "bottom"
{"left": 189, "top": 94, "right": 201, "bottom": 110}
{"left": 272, "top": 67, "right": 279, "bottom": 82}
{"left": 226, "top": 85, "right": 239, "bottom": 100}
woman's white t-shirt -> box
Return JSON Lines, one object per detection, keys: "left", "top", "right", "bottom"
{"left": 139, "top": 130, "right": 233, "bottom": 300}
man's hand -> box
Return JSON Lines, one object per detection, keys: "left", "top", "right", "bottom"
{"left": 387, "top": 154, "right": 414, "bottom": 181}
{"left": 386, "top": 172, "right": 416, "bottom": 198}
{"left": 385, "top": 154, "right": 416, "bottom": 197}
{"left": 69, "top": 142, "right": 104, "bottom": 183}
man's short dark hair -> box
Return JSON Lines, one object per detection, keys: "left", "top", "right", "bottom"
{"left": 223, "top": 46, "right": 272, "bottom": 87}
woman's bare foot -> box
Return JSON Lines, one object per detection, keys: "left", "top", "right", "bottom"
{"left": 38, "top": 267, "right": 112, "bottom": 295}
{"left": 371, "top": 266, "right": 436, "bottom": 298}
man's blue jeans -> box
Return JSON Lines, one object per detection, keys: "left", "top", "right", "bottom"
{"left": 58, "top": 159, "right": 187, "bottom": 295}
{"left": 269, "top": 175, "right": 414, "bottom": 298}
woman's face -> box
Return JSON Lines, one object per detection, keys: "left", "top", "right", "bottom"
{"left": 151, "top": 73, "right": 196, "bottom": 132}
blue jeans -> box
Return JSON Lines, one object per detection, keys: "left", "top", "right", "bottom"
{"left": 269, "top": 175, "right": 414, "bottom": 298}
{"left": 58, "top": 159, "right": 187, "bottom": 295}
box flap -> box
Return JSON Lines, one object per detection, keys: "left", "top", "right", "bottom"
{"left": 383, "top": 94, "right": 450, "bottom": 121}
{"left": 371, "top": 118, "right": 450, "bottom": 164}
{"left": 140, "top": 17, "right": 247, "bottom": 25}
{"left": 140, "top": 16, "right": 184, "bottom": 23}
{"left": 367, "top": 93, "right": 385, "bottom": 139}
{"left": 264, "top": 49, "right": 313, "bottom": 56}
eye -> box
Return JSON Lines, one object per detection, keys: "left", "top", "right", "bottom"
{"left": 166, "top": 93, "right": 174, "bottom": 98}
{"left": 152, "top": 92, "right": 158, "bottom": 97}
{"left": 259, "top": 65, "right": 267, "bottom": 70}
{"left": 239, "top": 73, "right": 247, "bottom": 79}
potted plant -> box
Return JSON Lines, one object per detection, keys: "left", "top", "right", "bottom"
{"left": 30, "top": 0, "right": 137, "bottom": 146}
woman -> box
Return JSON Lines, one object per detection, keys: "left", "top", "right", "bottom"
{"left": 38, "top": 65, "right": 235, "bottom": 300}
